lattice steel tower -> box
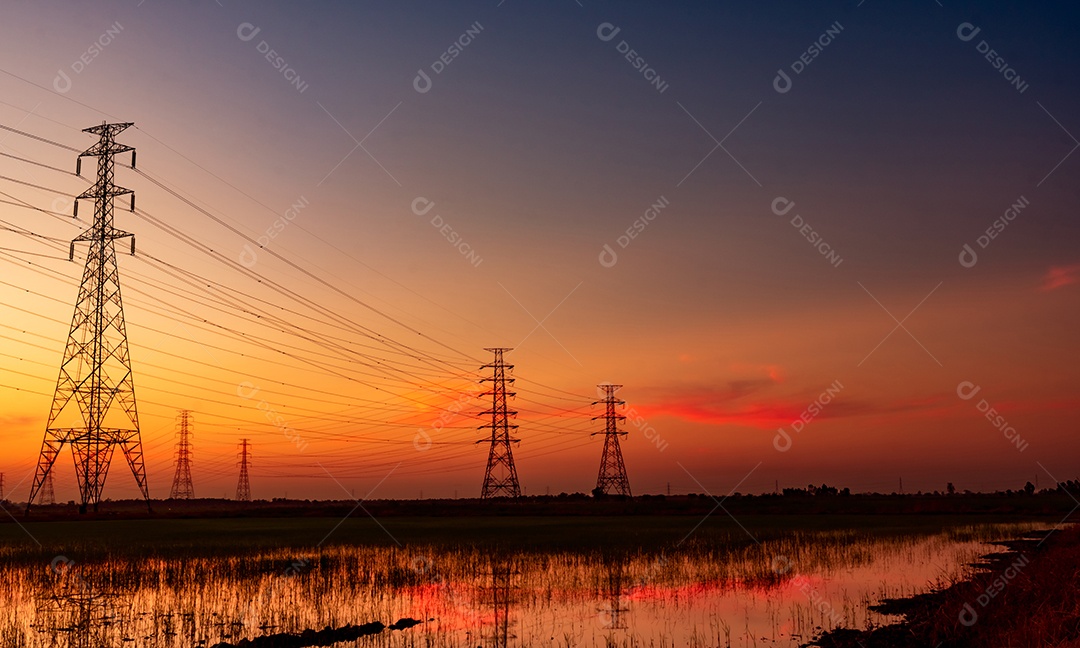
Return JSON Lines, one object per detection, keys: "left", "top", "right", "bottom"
{"left": 26, "top": 122, "right": 150, "bottom": 514}
{"left": 170, "top": 410, "right": 195, "bottom": 499}
{"left": 236, "top": 438, "right": 252, "bottom": 501}
{"left": 478, "top": 348, "right": 521, "bottom": 498}
{"left": 593, "top": 383, "right": 631, "bottom": 496}
{"left": 39, "top": 471, "right": 56, "bottom": 505}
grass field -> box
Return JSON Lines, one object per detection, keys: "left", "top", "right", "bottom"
{"left": 0, "top": 512, "right": 1065, "bottom": 647}
{"left": 0, "top": 512, "right": 1063, "bottom": 557}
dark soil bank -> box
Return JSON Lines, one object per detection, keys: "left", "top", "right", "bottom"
{"left": 209, "top": 618, "right": 423, "bottom": 647}
{"left": 810, "top": 524, "right": 1080, "bottom": 648}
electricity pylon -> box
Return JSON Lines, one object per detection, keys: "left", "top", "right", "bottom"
{"left": 169, "top": 410, "right": 195, "bottom": 499}
{"left": 236, "top": 439, "right": 251, "bottom": 501}
{"left": 26, "top": 122, "right": 150, "bottom": 515}
{"left": 593, "top": 383, "right": 631, "bottom": 496}
{"left": 478, "top": 348, "right": 521, "bottom": 498}
{"left": 39, "top": 471, "right": 56, "bottom": 505}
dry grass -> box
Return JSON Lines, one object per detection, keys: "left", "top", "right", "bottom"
{"left": 813, "top": 523, "right": 1080, "bottom": 647}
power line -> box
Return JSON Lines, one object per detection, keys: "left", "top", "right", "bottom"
{"left": 0, "top": 197, "right": 486, "bottom": 412}
{"left": 0, "top": 66, "right": 120, "bottom": 121}
{"left": 134, "top": 167, "right": 479, "bottom": 368}
{"left": 0, "top": 119, "right": 480, "bottom": 372}
{"left": 0, "top": 121, "right": 611, "bottom": 489}
{"left": 0, "top": 172, "right": 77, "bottom": 194}
{"left": 132, "top": 122, "right": 494, "bottom": 343}
{"left": 0, "top": 129, "right": 486, "bottom": 388}
{"left": 0, "top": 149, "right": 79, "bottom": 174}
{"left": 0, "top": 123, "right": 80, "bottom": 152}
{"left": 0, "top": 243, "right": 591, "bottom": 460}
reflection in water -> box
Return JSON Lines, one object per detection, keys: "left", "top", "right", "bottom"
{"left": 487, "top": 557, "right": 518, "bottom": 647}
{"left": 35, "top": 556, "right": 118, "bottom": 648}
{"left": 37, "top": 591, "right": 113, "bottom": 648}
{"left": 599, "top": 554, "right": 630, "bottom": 631}
{"left": 0, "top": 522, "right": 1047, "bottom": 648}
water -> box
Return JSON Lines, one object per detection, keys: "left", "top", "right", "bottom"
{"left": 0, "top": 521, "right": 1045, "bottom": 647}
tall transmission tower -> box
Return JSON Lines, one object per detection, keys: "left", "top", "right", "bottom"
{"left": 0, "top": 472, "right": 4, "bottom": 500}
{"left": 236, "top": 439, "right": 252, "bottom": 502}
{"left": 170, "top": 410, "right": 195, "bottom": 499}
{"left": 26, "top": 122, "right": 150, "bottom": 515}
{"left": 478, "top": 348, "right": 521, "bottom": 498}
{"left": 593, "top": 383, "right": 631, "bottom": 496}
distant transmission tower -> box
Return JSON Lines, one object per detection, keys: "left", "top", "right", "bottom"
{"left": 40, "top": 471, "right": 56, "bottom": 505}
{"left": 170, "top": 410, "right": 195, "bottom": 499}
{"left": 593, "top": 384, "right": 631, "bottom": 496}
{"left": 236, "top": 439, "right": 252, "bottom": 501}
{"left": 26, "top": 122, "right": 150, "bottom": 515}
{"left": 0, "top": 472, "right": 4, "bottom": 499}
{"left": 478, "top": 348, "right": 521, "bottom": 498}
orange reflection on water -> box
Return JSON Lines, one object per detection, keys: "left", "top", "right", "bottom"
{"left": 0, "top": 521, "right": 1048, "bottom": 648}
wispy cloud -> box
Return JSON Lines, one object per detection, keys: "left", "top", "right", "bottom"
{"left": 1040, "top": 263, "right": 1080, "bottom": 291}
{"left": 632, "top": 381, "right": 951, "bottom": 429}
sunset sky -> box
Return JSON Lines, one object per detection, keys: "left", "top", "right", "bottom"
{"left": 0, "top": 1, "right": 1078, "bottom": 502}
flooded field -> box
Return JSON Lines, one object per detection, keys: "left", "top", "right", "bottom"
{"left": 0, "top": 520, "right": 1048, "bottom": 647}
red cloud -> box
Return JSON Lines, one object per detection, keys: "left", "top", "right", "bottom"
{"left": 635, "top": 401, "right": 813, "bottom": 428}
{"left": 631, "top": 379, "right": 833, "bottom": 429}
{"left": 1040, "top": 264, "right": 1080, "bottom": 291}
{"left": 632, "top": 383, "right": 952, "bottom": 430}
